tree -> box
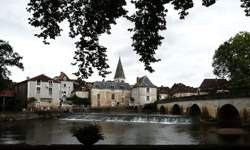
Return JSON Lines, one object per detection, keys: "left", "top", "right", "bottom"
{"left": 67, "top": 95, "right": 90, "bottom": 106}
{"left": 0, "top": 40, "right": 24, "bottom": 89}
{"left": 26, "top": 0, "right": 250, "bottom": 79}
{"left": 212, "top": 31, "right": 250, "bottom": 88}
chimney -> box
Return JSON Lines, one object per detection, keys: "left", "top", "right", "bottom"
{"left": 26, "top": 77, "right": 30, "bottom": 80}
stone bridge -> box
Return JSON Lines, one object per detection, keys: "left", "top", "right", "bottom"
{"left": 157, "top": 96, "right": 250, "bottom": 127}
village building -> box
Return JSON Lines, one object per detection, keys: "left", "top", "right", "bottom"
{"left": 0, "top": 80, "right": 15, "bottom": 111}
{"left": 199, "top": 78, "right": 228, "bottom": 95}
{"left": 157, "top": 86, "right": 171, "bottom": 100}
{"left": 131, "top": 76, "right": 157, "bottom": 106}
{"left": 91, "top": 58, "right": 131, "bottom": 108}
{"left": 15, "top": 72, "right": 74, "bottom": 110}
{"left": 170, "top": 83, "right": 198, "bottom": 98}
{"left": 53, "top": 72, "right": 74, "bottom": 101}
{"left": 71, "top": 81, "right": 92, "bottom": 99}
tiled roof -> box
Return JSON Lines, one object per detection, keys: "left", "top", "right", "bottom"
{"left": 199, "top": 79, "right": 228, "bottom": 91}
{"left": 114, "top": 57, "right": 125, "bottom": 80}
{"left": 54, "top": 72, "right": 71, "bottom": 81}
{"left": 170, "top": 83, "right": 197, "bottom": 95}
{"left": 133, "top": 76, "right": 157, "bottom": 88}
{"left": 92, "top": 80, "right": 131, "bottom": 90}
{"left": 16, "top": 74, "right": 57, "bottom": 85}
{"left": 158, "top": 86, "right": 170, "bottom": 94}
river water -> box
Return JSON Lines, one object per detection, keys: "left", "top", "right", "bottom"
{"left": 0, "top": 113, "right": 250, "bottom": 145}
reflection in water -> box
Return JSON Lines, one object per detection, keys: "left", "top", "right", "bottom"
{"left": 0, "top": 119, "right": 250, "bottom": 145}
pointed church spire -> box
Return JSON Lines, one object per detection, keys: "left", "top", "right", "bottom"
{"left": 114, "top": 57, "right": 125, "bottom": 82}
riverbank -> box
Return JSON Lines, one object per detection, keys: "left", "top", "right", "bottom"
{"left": 1, "top": 144, "right": 250, "bottom": 150}
{"left": 0, "top": 111, "right": 61, "bottom": 122}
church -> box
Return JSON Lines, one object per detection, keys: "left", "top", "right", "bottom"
{"left": 91, "top": 57, "right": 158, "bottom": 108}
{"left": 91, "top": 58, "right": 132, "bottom": 108}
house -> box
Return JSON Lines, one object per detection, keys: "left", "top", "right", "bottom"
{"left": 131, "top": 76, "right": 157, "bottom": 106}
{"left": 0, "top": 80, "right": 15, "bottom": 111}
{"left": 170, "top": 83, "right": 198, "bottom": 97}
{"left": 15, "top": 72, "right": 74, "bottom": 110}
{"left": 71, "top": 80, "right": 91, "bottom": 99}
{"left": 199, "top": 78, "right": 228, "bottom": 95}
{"left": 91, "top": 58, "right": 131, "bottom": 108}
{"left": 157, "top": 86, "right": 170, "bottom": 100}
{"left": 54, "top": 72, "right": 74, "bottom": 101}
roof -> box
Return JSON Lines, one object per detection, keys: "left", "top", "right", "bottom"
{"left": 54, "top": 72, "right": 71, "bottom": 81}
{"left": 114, "top": 57, "right": 125, "bottom": 79}
{"left": 199, "top": 79, "right": 228, "bottom": 91}
{"left": 133, "top": 76, "right": 157, "bottom": 88}
{"left": 170, "top": 83, "right": 197, "bottom": 94}
{"left": 16, "top": 74, "right": 56, "bottom": 85}
{"left": 158, "top": 86, "right": 170, "bottom": 94}
{"left": 0, "top": 90, "right": 14, "bottom": 97}
{"left": 92, "top": 80, "right": 131, "bottom": 90}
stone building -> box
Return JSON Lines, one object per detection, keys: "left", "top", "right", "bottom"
{"left": 91, "top": 58, "right": 131, "bottom": 108}
{"left": 15, "top": 72, "right": 74, "bottom": 109}
{"left": 170, "top": 83, "right": 198, "bottom": 98}
{"left": 53, "top": 72, "right": 74, "bottom": 101}
{"left": 131, "top": 76, "right": 157, "bottom": 106}
{"left": 158, "top": 86, "right": 171, "bottom": 100}
{"left": 199, "top": 78, "right": 228, "bottom": 95}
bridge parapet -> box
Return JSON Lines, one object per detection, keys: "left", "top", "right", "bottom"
{"left": 157, "top": 96, "right": 250, "bottom": 126}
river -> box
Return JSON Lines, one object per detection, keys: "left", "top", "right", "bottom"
{"left": 0, "top": 113, "right": 250, "bottom": 145}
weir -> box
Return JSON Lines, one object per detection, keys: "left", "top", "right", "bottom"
{"left": 61, "top": 113, "right": 193, "bottom": 124}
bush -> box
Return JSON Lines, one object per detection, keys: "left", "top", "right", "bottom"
{"left": 72, "top": 124, "right": 104, "bottom": 147}
{"left": 67, "top": 95, "right": 90, "bottom": 106}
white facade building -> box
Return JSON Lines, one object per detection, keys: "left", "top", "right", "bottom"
{"left": 131, "top": 76, "right": 157, "bottom": 106}
{"left": 16, "top": 73, "right": 74, "bottom": 109}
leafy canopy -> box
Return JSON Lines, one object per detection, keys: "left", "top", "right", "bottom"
{"left": 212, "top": 31, "right": 250, "bottom": 88}
{"left": 26, "top": 0, "right": 250, "bottom": 79}
{"left": 0, "top": 40, "right": 24, "bottom": 89}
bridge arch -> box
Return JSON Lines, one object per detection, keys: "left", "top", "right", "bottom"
{"left": 217, "top": 104, "right": 241, "bottom": 127}
{"left": 171, "top": 104, "right": 181, "bottom": 115}
{"left": 159, "top": 105, "right": 166, "bottom": 114}
{"left": 189, "top": 104, "right": 201, "bottom": 116}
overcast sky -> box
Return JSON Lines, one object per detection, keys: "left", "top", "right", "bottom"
{"left": 1, "top": 0, "right": 250, "bottom": 87}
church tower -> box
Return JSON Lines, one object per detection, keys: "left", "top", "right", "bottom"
{"left": 114, "top": 57, "right": 125, "bottom": 82}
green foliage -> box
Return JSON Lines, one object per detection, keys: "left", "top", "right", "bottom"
{"left": 26, "top": 0, "right": 250, "bottom": 79}
{"left": 142, "top": 102, "right": 157, "bottom": 113}
{"left": 28, "top": 97, "right": 38, "bottom": 104}
{"left": 67, "top": 95, "right": 90, "bottom": 106}
{"left": 0, "top": 40, "right": 23, "bottom": 85}
{"left": 72, "top": 124, "right": 104, "bottom": 147}
{"left": 212, "top": 31, "right": 250, "bottom": 88}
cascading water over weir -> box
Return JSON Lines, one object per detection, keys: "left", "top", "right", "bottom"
{"left": 61, "top": 113, "right": 194, "bottom": 124}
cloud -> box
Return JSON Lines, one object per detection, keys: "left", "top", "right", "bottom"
{"left": 2, "top": 0, "right": 250, "bottom": 88}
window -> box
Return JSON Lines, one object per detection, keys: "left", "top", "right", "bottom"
{"left": 37, "top": 80, "right": 41, "bottom": 85}
{"left": 49, "top": 80, "right": 53, "bottom": 86}
{"left": 112, "top": 94, "right": 115, "bottom": 100}
{"left": 36, "top": 87, "right": 40, "bottom": 94}
{"left": 146, "top": 88, "right": 150, "bottom": 93}
{"left": 49, "top": 88, "right": 52, "bottom": 95}
{"left": 97, "top": 100, "right": 101, "bottom": 107}
{"left": 97, "top": 94, "right": 100, "bottom": 100}
{"left": 63, "top": 84, "right": 66, "bottom": 87}
{"left": 146, "top": 96, "right": 150, "bottom": 101}
{"left": 122, "top": 97, "right": 124, "bottom": 103}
